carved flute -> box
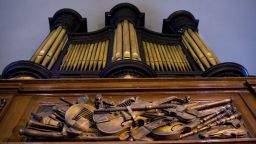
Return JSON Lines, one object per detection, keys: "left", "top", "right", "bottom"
{"left": 190, "top": 98, "right": 231, "bottom": 110}
{"left": 94, "top": 103, "right": 175, "bottom": 113}
{"left": 180, "top": 112, "right": 241, "bottom": 138}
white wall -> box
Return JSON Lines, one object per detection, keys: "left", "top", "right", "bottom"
{"left": 0, "top": 0, "right": 255, "bottom": 75}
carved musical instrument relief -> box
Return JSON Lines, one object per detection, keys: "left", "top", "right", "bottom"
{"left": 19, "top": 95, "right": 249, "bottom": 142}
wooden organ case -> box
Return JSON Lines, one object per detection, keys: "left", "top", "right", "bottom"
{"left": 0, "top": 3, "right": 256, "bottom": 143}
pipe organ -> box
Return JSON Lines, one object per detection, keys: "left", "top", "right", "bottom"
{"left": 1, "top": 3, "right": 249, "bottom": 79}
{"left": 0, "top": 3, "right": 255, "bottom": 144}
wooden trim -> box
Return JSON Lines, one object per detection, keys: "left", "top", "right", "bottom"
{"left": 0, "top": 77, "right": 252, "bottom": 93}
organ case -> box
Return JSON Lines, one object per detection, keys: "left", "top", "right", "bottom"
{"left": 0, "top": 3, "right": 255, "bottom": 144}
{"left": 1, "top": 3, "right": 249, "bottom": 79}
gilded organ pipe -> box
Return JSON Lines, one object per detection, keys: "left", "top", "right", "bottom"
{"left": 187, "top": 29, "right": 217, "bottom": 66}
{"left": 142, "top": 41, "right": 150, "bottom": 66}
{"left": 161, "top": 45, "right": 174, "bottom": 71}
{"left": 80, "top": 44, "right": 90, "bottom": 71}
{"left": 35, "top": 27, "right": 62, "bottom": 64}
{"left": 31, "top": 26, "right": 67, "bottom": 70}
{"left": 69, "top": 44, "right": 79, "bottom": 71}
{"left": 122, "top": 20, "right": 131, "bottom": 59}
{"left": 112, "top": 20, "right": 141, "bottom": 62}
{"left": 176, "top": 45, "right": 192, "bottom": 71}
{"left": 103, "top": 40, "right": 109, "bottom": 68}
{"left": 154, "top": 43, "right": 164, "bottom": 71}
{"left": 48, "top": 35, "right": 68, "bottom": 70}
{"left": 60, "top": 44, "right": 72, "bottom": 70}
{"left": 112, "top": 29, "right": 117, "bottom": 61}
{"left": 182, "top": 28, "right": 220, "bottom": 71}
{"left": 74, "top": 43, "right": 83, "bottom": 70}
{"left": 115, "top": 23, "right": 123, "bottom": 61}
{"left": 60, "top": 40, "right": 109, "bottom": 71}
{"left": 150, "top": 42, "right": 160, "bottom": 71}
{"left": 184, "top": 30, "right": 210, "bottom": 69}
{"left": 182, "top": 35, "right": 205, "bottom": 71}
{"left": 78, "top": 44, "right": 88, "bottom": 70}
{"left": 89, "top": 43, "right": 98, "bottom": 70}
{"left": 157, "top": 44, "right": 167, "bottom": 71}
{"left": 194, "top": 31, "right": 220, "bottom": 64}
{"left": 98, "top": 41, "right": 105, "bottom": 70}
{"left": 85, "top": 43, "right": 95, "bottom": 70}
{"left": 93, "top": 42, "right": 102, "bottom": 71}
{"left": 145, "top": 42, "right": 155, "bottom": 70}
{"left": 169, "top": 45, "right": 183, "bottom": 71}
{"left": 143, "top": 41, "right": 192, "bottom": 72}
{"left": 42, "top": 28, "right": 66, "bottom": 66}
{"left": 30, "top": 30, "right": 55, "bottom": 62}
{"left": 129, "top": 23, "right": 141, "bottom": 61}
